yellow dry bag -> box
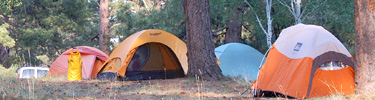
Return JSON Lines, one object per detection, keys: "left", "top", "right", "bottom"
{"left": 67, "top": 49, "right": 82, "bottom": 80}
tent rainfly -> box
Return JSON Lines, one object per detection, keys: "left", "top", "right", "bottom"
{"left": 48, "top": 46, "right": 108, "bottom": 79}
{"left": 215, "top": 43, "right": 265, "bottom": 81}
{"left": 97, "top": 29, "right": 188, "bottom": 80}
{"left": 251, "top": 24, "right": 355, "bottom": 99}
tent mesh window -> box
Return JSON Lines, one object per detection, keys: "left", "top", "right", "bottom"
{"left": 127, "top": 44, "right": 149, "bottom": 72}
{"left": 124, "top": 43, "right": 184, "bottom": 80}
{"left": 319, "top": 61, "right": 347, "bottom": 70}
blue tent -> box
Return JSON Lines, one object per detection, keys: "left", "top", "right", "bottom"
{"left": 215, "top": 43, "right": 265, "bottom": 81}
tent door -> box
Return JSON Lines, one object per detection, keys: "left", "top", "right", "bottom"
{"left": 125, "top": 43, "right": 184, "bottom": 80}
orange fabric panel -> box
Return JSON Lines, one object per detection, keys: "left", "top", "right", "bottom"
{"left": 163, "top": 44, "right": 183, "bottom": 69}
{"left": 308, "top": 67, "right": 355, "bottom": 98}
{"left": 254, "top": 46, "right": 313, "bottom": 98}
{"left": 91, "top": 60, "right": 104, "bottom": 78}
{"left": 102, "top": 49, "right": 136, "bottom": 77}
{"left": 158, "top": 44, "right": 177, "bottom": 70}
{"left": 118, "top": 48, "right": 137, "bottom": 77}
{"left": 102, "top": 58, "right": 121, "bottom": 73}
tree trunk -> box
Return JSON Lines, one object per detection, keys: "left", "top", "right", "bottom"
{"left": 0, "top": 15, "right": 14, "bottom": 68}
{"left": 99, "top": 0, "right": 110, "bottom": 55}
{"left": 183, "top": 0, "right": 223, "bottom": 81}
{"left": 0, "top": 46, "right": 10, "bottom": 68}
{"left": 225, "top": 9, "right": 243, "bottom": 43}
{"left": 354, "top": 0, "right": 375, "bottom": 94}
{"left": 294, "top": 0, "right": 302, "bottom": 24}
{"left": 266, "top": 0, "right": 273, "bottom": 48}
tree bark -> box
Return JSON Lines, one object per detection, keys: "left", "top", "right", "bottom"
{"left": 0, "top": 46, "right": 10, "bottom": 68}
{"left": 266, "top": 0, "right": 273, "bottom": 48}
{"left": 0, "top": 15, "right": 16, "bottom": 68}
{"left": 225, "top": 9, "right": 243, "bottom": 43}
{"left": 99, "top": 0, "right": 110, "bottom": 55}
{"left": 354, "top": 0, "right": 375, "bottom": 94}
{"left": 183, "top": 0, "right": 223, "bottom": 81}
{"left": 294, "top": 0, "right": 302, "bottom": 24}
{"left": 277, "top": 0, "right": 301, "bottom": 24}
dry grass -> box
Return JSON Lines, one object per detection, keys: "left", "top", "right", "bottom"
{"left": 311, "top": 93, "right": 375, "bottom": 100}
{"left": 2, "top": 65, "right": 375, "bottom": 99}
{"left": 0, "top": 66, "right": 252, "bottom": 99}
{"left": 0, "top": 78, "right": 252, "bottom": 99}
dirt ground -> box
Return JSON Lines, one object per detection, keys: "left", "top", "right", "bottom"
{"left": 0, "top": 77, "right": 253, "bottom": 99}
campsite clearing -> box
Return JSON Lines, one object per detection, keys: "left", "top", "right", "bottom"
{"left": 0, "top": 77, "right": 252, "bottom": 99}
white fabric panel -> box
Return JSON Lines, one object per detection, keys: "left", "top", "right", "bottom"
{"left": 274, "top": 24, "right": 352, "bottom": 59}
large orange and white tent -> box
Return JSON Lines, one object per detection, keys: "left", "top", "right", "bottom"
{"left": 97, "top": 29, "right": 188, "bottom": 80}
{"left": 47, "top": 46, "right": 108, "bottom": 79}
{"left": 251, "top": 24, "right": 355, "bottom": 98}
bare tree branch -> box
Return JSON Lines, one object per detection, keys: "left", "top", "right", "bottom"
{"left": 0, "top": 15, "right": 16, "bottom": 27}
{"left": 301, "top": 0, "right": 327, "bottom": 22}
{"left": 290, "top": 0, "right": 295, "bottom": 13}
{"left": 90, "top": 23, "right": 121, "bottom": 41}
{"left": 89, "top": 33, "right": 99, "bottom": 41}
{"left": 242, "top": 24, "right": 252, "bottom": 33}
{"left": 299, "top": 0, "right": 311, "bottom": 19}
{"left": 245, "top": 0, "right": 273, "bottom": 48}
{"left": 277, "top": 0, "right": 297, "bottom": 19}
{"left": 212, "top": 25, "right": 228, "bottom": 34}
{"left": 213, "top": 32, "right": 226, "bottom": 37}
{"left": 109, "top": 23, "right": 121, "bottom": 32}
{"left": 244, "top": 0, "right": 267, "bottom": 35}
{"left": 142, "top": 0, "right": 149, "bottom": 8}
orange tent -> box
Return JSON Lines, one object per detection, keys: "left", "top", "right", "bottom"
{"left": 251, "top": 24, "right": 355, "bottom": 99}
{"left": 97, "top": 29, "right": 188, "bottom": 80}
{"left": 47, "top": 46, "right": 108, "bottom": 79}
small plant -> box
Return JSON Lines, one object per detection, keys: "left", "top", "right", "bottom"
{"left": 0, "top": 64, "right": 19, "bottom": 78}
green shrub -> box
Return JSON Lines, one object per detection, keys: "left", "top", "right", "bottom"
{"left": 0, "top": 64, "right": 18, "bottom": 78}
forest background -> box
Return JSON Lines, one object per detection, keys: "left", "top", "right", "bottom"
{"left": 0, "top": 0, "right": 353, "bottom": 68}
